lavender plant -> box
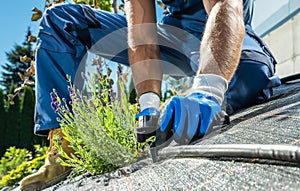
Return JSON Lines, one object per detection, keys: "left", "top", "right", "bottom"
{"left": 51, "top": 61, "right": 146, "bottom": 175}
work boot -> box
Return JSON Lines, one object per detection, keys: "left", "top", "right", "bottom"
{"left": 20, "top": 128, "right": 74, "bottom": 191}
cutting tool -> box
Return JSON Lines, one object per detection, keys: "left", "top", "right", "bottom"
{"left": 135, "top": 110, "right": 230, "bottom": 162}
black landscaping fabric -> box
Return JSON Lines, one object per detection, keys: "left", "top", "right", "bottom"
{"left": 40, "top": 80, "right": 300, "bottom": 190}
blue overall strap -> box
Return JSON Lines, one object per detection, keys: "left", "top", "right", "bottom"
{"left": 243, "top": 0, "right": 254, "bottom": 25}
{"left": 162, "top": 0, "right": 254, "bottom": 25}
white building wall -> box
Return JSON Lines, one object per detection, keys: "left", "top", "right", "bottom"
{"left": 253, "top": 0, "right": 300, "bottom": 78}
{"left": 252, "top": 0, "right": 288, "bottom": 29}
{"left": 263, "top": 13, "right": 300, "bottom": 77}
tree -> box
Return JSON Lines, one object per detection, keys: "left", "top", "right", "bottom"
{"left": 0, "top": 28, "right": 34, "bottom": 93}
{"left": 19, "top": 87, "right": 34, "bottom": 150}
{"left": 0, "top": 86, "right": 46, "bottom": 156}
{"left": 4, "top": 84, "right": 21, "bottom": 150}
{"left": 73, "top": 0, "right": 113, "bottom": 12}
{"left": 0, "top": 89, "right": 5, "bottom": 127}
{"left": 0, "top": 89, "right": 6, "bottom": 155}
{"left": 20, "top": 87, "right": 46, "bottom": 150}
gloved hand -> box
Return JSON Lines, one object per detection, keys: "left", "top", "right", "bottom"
{"left": 159, "top": 74, "right": 228, "bottom": 145}
{"left": 135, "top": 108, "right": 160, "bottom": 143}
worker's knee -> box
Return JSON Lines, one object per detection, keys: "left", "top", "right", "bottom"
{"left": 43, "top": 3, "right": 79, "bottom": 18}
{"left": 224, "top": 59, "right": 280, "bottom": 113}
{"left": 41, "top": 4, "right": 85, "bottom": 30}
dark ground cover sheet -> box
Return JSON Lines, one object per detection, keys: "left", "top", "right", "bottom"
{"left": 11, "top": 78, "right": 300, "bottom": 191}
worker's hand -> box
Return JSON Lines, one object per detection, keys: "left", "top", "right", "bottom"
{"left": 159, "top": 74, "right": 228, "bottom": 144}
{"left": 159, "top": 93, "right": 221, "bottom": 144}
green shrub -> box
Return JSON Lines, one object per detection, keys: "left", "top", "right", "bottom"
{"left": 51, "top": 65, "right": 149, "bottom": 176}
{"left": 0, "top": 155, "right": 45, "bottom": 188}
{"left": 0, "top": 145, "right": 47, "bottom": 188}
{"left": 0, "top": 147, "right": 32, "bottom": 179}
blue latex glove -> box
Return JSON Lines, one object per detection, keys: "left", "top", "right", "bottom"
{"left": 136, "top": 107, "right": 160, "bottom": 119}
{"left": 160, "top": 92, "right": 221, "bottom": 144}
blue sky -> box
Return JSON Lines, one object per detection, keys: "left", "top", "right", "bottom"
{"left": 0, "top": 0, "right": 164, "bottom": 80}
{"left": 0, "top": 0, "right": 286, "bottom": 74}
{"left": 0, "top": 0, "right": 284, "bottom": 73}
{"left": 0, "top": 0, "right": 46, "bottom": 74}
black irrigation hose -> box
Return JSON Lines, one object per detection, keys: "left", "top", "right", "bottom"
{"left": 156, "top": 74, "right": 300, "bottom": 163}
{"left": 157, "top": 144, "right": 300, "bottom": 163}
{"left": 280, "top": 73, "right": 300, "bottom": 84}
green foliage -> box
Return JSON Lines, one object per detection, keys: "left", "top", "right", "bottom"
{"left": 0, "top": 28, "right": 34, "bottom": 92}
{"left": 20, "top": 86, "right": 35, "bottom": 149}
{"left": 0, "top": 155, "right": 45, "bottom": 188}
{"left": 0, "top": 89, "right": 6, "bottom": 150}
{"left": 97, "top": 0, "right": 113, "bottom": 11}
{"left": 0, "top": 85, "right": 46, "bottom": 156}
{"left": 0, "top": 145, "right": 47, "bottom": 189}
{"left": 0, "top": 89, "right": 5, "bottom": 113}
{"left": 19, "top": 86, "right": 44, "bottom": 150}
{"left": 129, "top": 88, "right": 137, "bottom": 104}
{"left": 0, "top": 147, "right": 32, "bottom": 179}
{"left": 74, "top": 0, "right": 112, "bottom": 11}
{"left": 52, "top": 67, "right": 147, "bottom": 176}
{"left": 5, "top": 84, "right": 21, "bottom": 149}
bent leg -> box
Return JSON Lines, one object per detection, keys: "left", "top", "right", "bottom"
{"left": 224, "top": 25, "right": 281, "bottom": 114}
{"left": 224, "top": 59, "right": 281, "bottom": 114}
{"left": 34, "top": 4, "right": 128, "bottom": 135}
{"left": 34, "top": 48, "right": 87, "bottom": 135}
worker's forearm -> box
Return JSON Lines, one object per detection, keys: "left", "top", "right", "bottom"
{"left": 199, "top": 0, "right": 245, "bottom": 81}
{"left": 125, "top": 0, "right": 162, "bottom": 97}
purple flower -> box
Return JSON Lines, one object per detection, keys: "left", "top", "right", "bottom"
{"left": 96, "top": 65, "right": 102, "bottom": 74}
{"left": 68, "top": 86, "right": 75, "bottom": 97}
{"left": 50, "top": 92, "right": 57, "bottom": 102}
{"left": 50, "top": 91, "right": 60, "bottom": 112}
{"left": 51, "top": 101, "right": 61, "bottom": 113}
{"left": 50, "top": 90, "right": 67, "bottom": 113}
{"left": 51, "top": 102, "right": 57, "bottom": 111}
{"left": 117, "top": 64, "right": 122, "bottom": 76}
{"left": 96, "top": 59, "right": 103, "bottom": 74}
{"left": 109, "top": 89, "right": 116, "bottom": 102}
{"left": 97, "top": 58, "right": 103, "bottom": 67}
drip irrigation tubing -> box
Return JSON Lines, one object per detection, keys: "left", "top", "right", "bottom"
{"left": 156, "top": 74, "right": 300, "bottom": 162}
{"left": 157, "top": 144, "right": 300, "bottom": 163}
{"left": 280, "top": 73, "right": 300, "bottom": 84}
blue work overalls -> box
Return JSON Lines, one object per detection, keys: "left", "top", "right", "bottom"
{"left": 34, "top": 0, "right": 281, "bottom": 135}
